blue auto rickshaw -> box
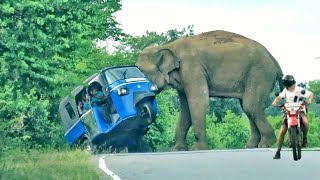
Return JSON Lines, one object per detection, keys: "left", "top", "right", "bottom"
{"left": 59, "top": 66, "right": 158, "bottom": 152}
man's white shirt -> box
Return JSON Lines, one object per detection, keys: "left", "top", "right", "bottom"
{"left": 279, "top": 86, "right": 311, "bottom": 103}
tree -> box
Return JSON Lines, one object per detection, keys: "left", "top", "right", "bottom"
{"left": 115, "top": 25, "right": 195, "bottom": 65}
{"left": 207, "top": 98, "right": 243, "bottom": 123}
{"left": 308, "top": 80, "right": 320, "bottom": 103}
{"left": 0, "top": 0, "right": 123, "bottom": 150}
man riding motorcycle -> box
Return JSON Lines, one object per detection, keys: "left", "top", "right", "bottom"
{"left": 272, "top": 75, "right": 314, "bottom": 159}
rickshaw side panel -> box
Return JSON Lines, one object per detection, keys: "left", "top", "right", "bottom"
{"left": 59, "top": 96, "right": 80, "bottom": 132}
{"left": 65, "top": 120, "right": 87, "bottom": 145}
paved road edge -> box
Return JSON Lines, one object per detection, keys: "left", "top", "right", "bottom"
{"left": 99, "top": 156, "right": 121, "bottom": 180}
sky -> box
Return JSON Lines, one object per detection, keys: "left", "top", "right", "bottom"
{"left": 113, "top": 0, "right": 320, "bottom": 83}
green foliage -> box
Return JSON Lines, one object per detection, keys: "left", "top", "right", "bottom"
{"left": 0, "top": 84, "right": 64, "bottom": 151}
{"left": 206, "top": 111, "right": 250, "bottom": 149}
{"left": 307, "top": 103, "right": 320, "bottom": 117}
{"left": 0, "top": 149, "right": 101, "bottom": 180}
{"left": 305, "top": 112, "right": 320, "bottom": 147}
{"left": 186, "top": 111, "right": 250, "bottom": 150}
{"left": 0, "top": 0, "right": 123, "bottom": 89}
{"left": 116, "top": 25, "right": 195, "bottom": 64}
{"left": 308, "top": 80, "right": 320, "bottom": 103}
{"left": 0, "top": 0, "right": 123, "bottom": 151}
{"left": 207, "top": 98, "right": 243, "bottom": 122}
{"left": 144, "top": 89, "right": 178, "bottom": 152}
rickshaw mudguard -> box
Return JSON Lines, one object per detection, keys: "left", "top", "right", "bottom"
{"left": 133, "top": 92, "right": 156, "bottom": 106}
{"left": 65, "top": 120, "right": 87, "bottom": 145}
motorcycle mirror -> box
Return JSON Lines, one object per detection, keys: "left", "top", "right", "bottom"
{"left": 301, "top": 89, "right": 306, "bottom": 95}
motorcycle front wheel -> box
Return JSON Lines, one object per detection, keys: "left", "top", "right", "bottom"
{"left": 290, "top": 127, "right": 300, "bottom": 161}
{"left": 297, "top": 127, "right": 303, "bottom": 160}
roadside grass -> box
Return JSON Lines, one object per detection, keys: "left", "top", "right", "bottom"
{"left": 0, "top": 149, "right": 102, "bottom": 180}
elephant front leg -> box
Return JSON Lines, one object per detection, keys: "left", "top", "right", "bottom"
{"left": 172, "top": 93, "right": 192, "bottom": 151}
{"left": 185, "top": 84, "right": 209, "bottom": 151}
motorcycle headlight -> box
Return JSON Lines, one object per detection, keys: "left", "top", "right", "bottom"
{"left": 149, "top": 84, "right": 158, "bottom": 92}
{"left": 118, "top": 87, "right": 129, "bottom": 96}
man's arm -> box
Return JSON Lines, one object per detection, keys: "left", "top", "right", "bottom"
{"left": 307, "top": 92, "right": 314, "bottom": 104}
{"left": 272, "top": 96, "right": 282, "bottom": 107}
{"left": 96, "top": 91, "right": 108, "bottom": 101}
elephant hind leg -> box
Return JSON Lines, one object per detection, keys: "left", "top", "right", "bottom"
{"left": 242, "top": 97, "right": 276, "bottom": 148}
{"left": 242, "top": 79, "right": 276, "bottom": 148}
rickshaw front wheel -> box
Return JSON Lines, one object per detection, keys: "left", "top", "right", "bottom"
{"left": 139, "top": 101, "right": 156, "bottom": 123}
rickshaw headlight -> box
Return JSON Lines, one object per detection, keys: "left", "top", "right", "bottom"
{"left": 118, "top": 87, "right": 129, "bottom": 96}
{"left": 149, "top": 84, "right": 158, "bottom": 92}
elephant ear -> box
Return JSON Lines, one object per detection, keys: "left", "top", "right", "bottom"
{"left": 158, "top": 49, "right": 180, "bottom": 83}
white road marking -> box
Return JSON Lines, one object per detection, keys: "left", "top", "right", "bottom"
{"left": 99, "top": 156, "right": 121, "bottom": 180}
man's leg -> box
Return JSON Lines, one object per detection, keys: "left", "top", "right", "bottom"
{"left": 301, "top": 113, "right": 309, "bottom": 147}
{"left": 273, "top": 125, "right": 287, "bottom": 159}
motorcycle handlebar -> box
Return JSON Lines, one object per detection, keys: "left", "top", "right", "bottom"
{"left": 274, "top": 101, "right": 307, "bottom": 108}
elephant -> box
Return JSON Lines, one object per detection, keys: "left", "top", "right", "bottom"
{"left": 135, "top": 30, "right": 284, "bottom": 150}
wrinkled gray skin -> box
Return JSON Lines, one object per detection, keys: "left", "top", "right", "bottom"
{"left": 136, "top": 30, "right": 283, "bottom": 150}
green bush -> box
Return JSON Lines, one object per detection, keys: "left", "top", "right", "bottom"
{"left": 144, "top": 90, "right": 178, "bottom": 152}
{"left": 0, "top": 85, "right": 63, "bottom": 151}
{"left": 206, "top": 111, "right": 250, "bottom": 149}
{"left": 306, "top": 112, "right": 320, "bottom": 147}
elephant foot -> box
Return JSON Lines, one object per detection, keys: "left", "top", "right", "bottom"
{"left": 258, "top": 134, "right": 276, "bottom": 148}
{"left": 245, "top": 137, "right": 260, "bottom": 148}
{"left": 192, "top": 141, "right": 209, "bottom": 151}
{"left": 172, "top": 142, "right": 188, "bottom": 151}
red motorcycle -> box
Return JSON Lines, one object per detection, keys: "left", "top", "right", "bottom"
{"left": 276, "top": 90, "right": 306, "bottom": 161}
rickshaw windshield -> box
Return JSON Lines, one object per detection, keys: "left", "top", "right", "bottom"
{"left": 104, "top": 66, "right": 146, "bottom": 85}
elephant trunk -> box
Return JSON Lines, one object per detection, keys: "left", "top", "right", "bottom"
{"left": 148, "top": 71, "right": 167, "bottom": 93}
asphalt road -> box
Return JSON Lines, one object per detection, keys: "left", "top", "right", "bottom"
{"left": 96, "top": 148, "right": 320, "bottom": 180}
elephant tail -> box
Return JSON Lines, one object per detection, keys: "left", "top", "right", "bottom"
{"left": 277, "top": 70, "right": 284, "bottom": 91}
{"left": 273, "top": 58, "right": 284, "bottom": 92}
{"left": 267, "top": 51, "right": 284, "bottom": 91}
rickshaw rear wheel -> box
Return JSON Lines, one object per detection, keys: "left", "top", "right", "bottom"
{"left": 81, "top": 139, "right": 94, "bottom": 152}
